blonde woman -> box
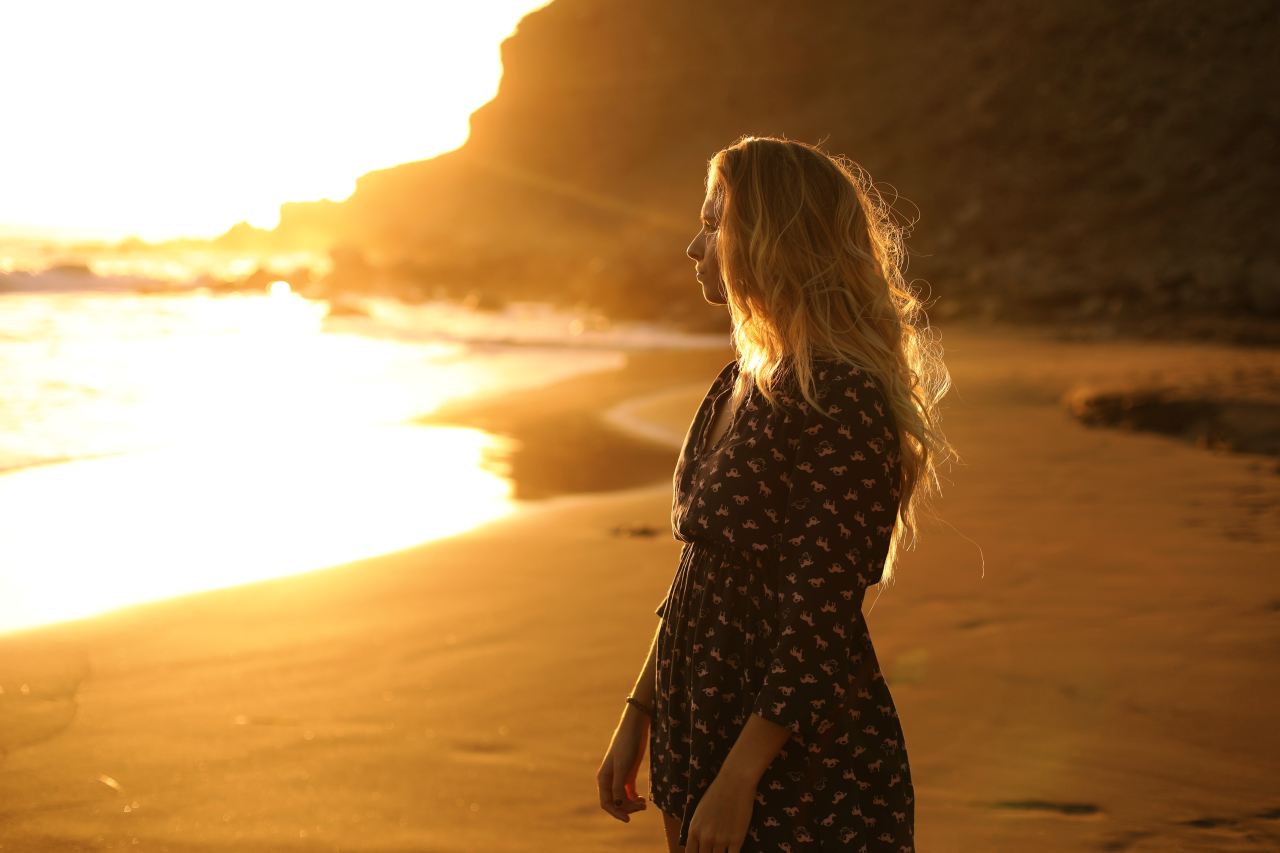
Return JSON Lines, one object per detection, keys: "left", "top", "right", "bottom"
{"left": 597, "top": 135, "right": 953, "bottom": 851}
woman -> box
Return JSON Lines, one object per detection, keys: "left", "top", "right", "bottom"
{"left": 597, "top": 135, "right": 954, "bottom": 852}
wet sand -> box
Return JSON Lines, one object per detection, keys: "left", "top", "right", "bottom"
{"left": 1, "top": 322, "right": 1277, "bottom": 851}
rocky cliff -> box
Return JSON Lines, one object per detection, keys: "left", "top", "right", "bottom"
{"left": 251, "top": 0, "right": 1279, "bottom": 340}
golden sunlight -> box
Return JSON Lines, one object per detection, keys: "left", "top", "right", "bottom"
{"left": 0, "top": 0, "right": 552, "bottom": 243}
{"left": 0, "top": 424, "right": 517, "bottom": 634}
{"left": 0, "top": 289, "right": 618, "bottom": 634}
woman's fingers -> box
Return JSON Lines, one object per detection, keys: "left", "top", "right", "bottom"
{"left": 597, "top": 766, "right": 631, "bottom": 821}
{"left": 612, "top": 777, "right": 640, "bottom": 820}
{"left": 619, "top": 779, "right": 647, "bottom": 811}
{"left": 618, "top": 794, "right": 645, "bottom": 808}
{"left": 598, "top": 751, "right": 650, "bottom": 822}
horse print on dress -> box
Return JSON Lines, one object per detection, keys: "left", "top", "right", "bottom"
{"left": 651, "top": 357, "right": 915, "bottom": 851}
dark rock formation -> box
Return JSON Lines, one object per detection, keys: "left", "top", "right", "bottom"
{"left": 240, "top": 0, "right": 1279, "bottom": 340}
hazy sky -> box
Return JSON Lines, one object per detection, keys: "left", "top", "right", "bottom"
{"left": 0, "top": 0, "right": 552, "bottom": 243}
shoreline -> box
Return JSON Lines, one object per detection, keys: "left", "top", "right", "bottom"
{"left": 413, "top": 346, "right": 730, "bottom": 502}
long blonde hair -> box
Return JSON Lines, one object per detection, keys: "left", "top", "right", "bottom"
{"left": 707, "top": 134, "right": 956, "bottom": 587}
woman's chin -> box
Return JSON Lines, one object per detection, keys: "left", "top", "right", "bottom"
{"left": 698, "top": 276, "right": 726, "bottom": 306}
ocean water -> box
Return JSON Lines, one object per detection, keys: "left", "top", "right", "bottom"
{"left": 0, "top": 283, "right": 722, "bottom": 635}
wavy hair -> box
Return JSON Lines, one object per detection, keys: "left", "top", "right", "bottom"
{"left": 706, "top": 134, "right": 956, "bottom": 588}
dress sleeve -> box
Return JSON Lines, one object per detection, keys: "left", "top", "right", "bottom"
{"left": 748, "top": 365, "right": 900, "bottom": 740}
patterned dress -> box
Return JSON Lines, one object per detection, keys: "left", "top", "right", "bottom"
{"left": 649, "top": 356, "right": 916, "bottom": 851}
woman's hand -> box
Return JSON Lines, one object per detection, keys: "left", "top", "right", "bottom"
{"left": 596, "top": 704, "right": 650, "bottom": 823}
{"left": 683, "top": 770, "right": 756, "bottom": 853}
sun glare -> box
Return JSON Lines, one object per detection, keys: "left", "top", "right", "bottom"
{"left": 0, "top": 423, "right": 516, "bottom": 635}
{"left": 0, "top": 289, "right": 557, "bottom": 635}
{"left": 0, "top": 0, "right": 552, "bottom": 244}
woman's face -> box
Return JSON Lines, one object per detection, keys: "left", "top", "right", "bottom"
{"left": 686, "top": 191, "right": 725, "bottom": 306}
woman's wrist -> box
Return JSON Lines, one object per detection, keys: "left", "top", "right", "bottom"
{"left": 623, "top": 695, "right": 654, "bottom": 723}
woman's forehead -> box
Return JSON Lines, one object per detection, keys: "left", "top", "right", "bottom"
{"left": 701, "top": 192, "right": 723, "bottom": 217}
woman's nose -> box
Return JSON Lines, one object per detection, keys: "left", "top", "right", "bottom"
{"left": 687, "top": 237, "right": 700, "bottom": 261}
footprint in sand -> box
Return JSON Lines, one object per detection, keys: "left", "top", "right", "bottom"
{"left": 0, "top": 640, "right": 91, "bottom": 760}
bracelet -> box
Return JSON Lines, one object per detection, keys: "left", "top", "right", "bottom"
{"left": 625, "top": 695, "right": 654, "bottom": 717}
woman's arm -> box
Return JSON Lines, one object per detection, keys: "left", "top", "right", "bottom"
{"left": 723, "top": 365, "right": 900, "bottom": 776}
{"left": 747, "top": 365, "right": 898, "bottom": 741}
{"left": 598, "top": 618, "right": 663, "bottom": 821}
{"left": 624, "top": 618, "right": 661, "bottom": 722}
{"left": 718, "top": 713, "right": 794, "bottom": 787}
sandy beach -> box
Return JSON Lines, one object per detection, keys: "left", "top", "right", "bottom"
{"left": 1, "top": 322, "right": 1277, "bottom": 852}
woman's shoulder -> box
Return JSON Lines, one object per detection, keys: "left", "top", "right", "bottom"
{"left": 813, "top": 356, "right": 870, "bottom": 384}
{"left": 779, "top": 357, "right": 881, "bottom": 407}
{"left": 774, "top": 359, "right": 893, "bottom": 442}
{"left": 697, "top": 358, "right": 739, "bottom": 403}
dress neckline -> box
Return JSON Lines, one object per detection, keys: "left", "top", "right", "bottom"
{"left": 695, "top": 360, "right": 743, "bottom": 460}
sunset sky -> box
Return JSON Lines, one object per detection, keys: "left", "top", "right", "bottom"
{"left": 0, "top": 0, "right": 551, "bottom": 244}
